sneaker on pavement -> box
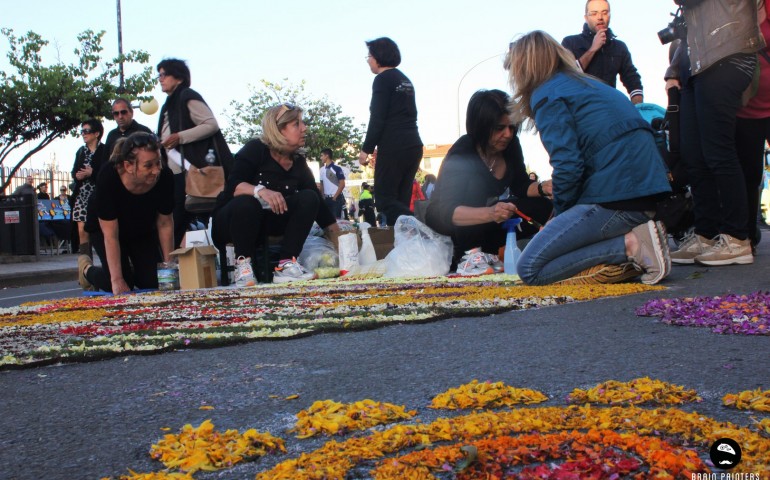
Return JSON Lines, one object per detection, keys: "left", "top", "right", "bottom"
{"left": 78, "top": 254, "right": 95, "bottom": 291}
{"left": 234, "top": 256, "right": 257, "bottom": 287}
{"left": 273, "top": 257, "right": 315, "bottom": 283}
{"left": 486, "top": 254, "right": 504, "bottom": 273}
{"left": 694, "top": 233, "right": 753, "bottom": 266}
{"left": 629, "top": 220, "right": 670, "bottom": 285}
{"left": 456, "top": 247, "right": 494, "bottom": 276}
{"left": 670, "top": 231, "right": 716, "bottom": 264}
{"left": 653, "top": 221, "right": 672, "bottom": 274}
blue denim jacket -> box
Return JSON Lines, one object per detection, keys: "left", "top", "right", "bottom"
{"left": 531, "top": 72, "right": 671, "bottom": 215}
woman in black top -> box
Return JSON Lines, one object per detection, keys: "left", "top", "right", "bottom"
{"left": 71, "top": 118, "right": 108, "bottom": 256}
{"left": 212, "top": 104, "right": 340, "bottom": 285}
{"left": 357, "top": 37, "right": 423, "bottom": 226}
{"left": 79, "top": 133, "right": 175, "bottom": 295}
{"left": 425, "top": 89, "right": 553, "bottom": 269}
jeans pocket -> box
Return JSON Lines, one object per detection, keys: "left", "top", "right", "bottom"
{"left": 599, "top": 210, "right": 649, "bottom": 238}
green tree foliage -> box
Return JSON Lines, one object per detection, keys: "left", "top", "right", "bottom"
{"left": 224, "top": 79, "right": 365, "bottom": 169}
{"left": 0, "top": 28, "right": 154, "bottom": 191}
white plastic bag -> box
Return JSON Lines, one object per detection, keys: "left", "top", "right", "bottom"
{"left": 358, "top": 222, "right": 378, "bottom": 266}
{"left": 384, "top": 215, "right": 453, "bottom": 278}
{"left": 298, "top": 236, "right": 339, "bottom": 270}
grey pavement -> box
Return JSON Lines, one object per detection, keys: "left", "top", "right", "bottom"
{"left": 0, "top": 252, "right": 79, "bottom": 288}
{"left": 0, "top": 241, "right": 769, "bottom": 479}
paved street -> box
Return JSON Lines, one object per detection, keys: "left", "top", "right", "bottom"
{"left": 0, "top": 246, "right": 768, "bottom": 479}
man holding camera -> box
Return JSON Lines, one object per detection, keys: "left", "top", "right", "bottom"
{"left": 562, "top": 0, "right": 644, "bottom": 104}
{"left": 664, "top": 0, "right": 763, "bottom": 266}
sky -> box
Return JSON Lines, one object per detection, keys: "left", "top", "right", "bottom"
{"left": 2, "top": 0, "right": 679, "bottom": 178}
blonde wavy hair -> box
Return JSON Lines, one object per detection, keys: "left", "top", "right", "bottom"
{"left": 260, "top": 103, "right": 304, "bottom": 153}
{"left": 504, "top": 30, "right": 586, "bottom": 129}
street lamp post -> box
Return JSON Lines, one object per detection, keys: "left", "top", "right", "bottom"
{"left": 116, "top": 0, "right": 124, "bottom": 93}
{"left": 456, "top": 53, "right": 504, "bottom": 137}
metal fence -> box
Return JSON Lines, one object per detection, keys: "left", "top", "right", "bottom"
{"left": 1, "top": 166, "right": 72, "bottom": 197}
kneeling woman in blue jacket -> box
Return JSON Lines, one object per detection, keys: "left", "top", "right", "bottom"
{"left": 506, "top": 30, "right": 672, "bottom": 285}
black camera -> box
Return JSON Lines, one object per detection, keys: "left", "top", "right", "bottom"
{"left": 658, "top": 7, "right": 686, "bottom": 45}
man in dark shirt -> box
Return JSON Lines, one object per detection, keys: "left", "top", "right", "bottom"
{"left": 104, "top": 98, "right": 153, "bottom": 157}
{"left": 562, "top": 0, "right": 644, "bottom": 104}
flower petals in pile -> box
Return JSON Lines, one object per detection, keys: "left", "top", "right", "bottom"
{"left": 290, "top": 399, "right": 417, "bottom": 438}
{"left": 150, "top": 419, "right": 284, "bottom": 474}
{"left": 723, "top": 388, "right": 770, "bottom": 412}
{"left": 103, "top": 379, "right": 770, "bottom": 479}
{"left": 636, "top": 291, "right": 770, "bottom": 335}
{"left": 568, "top": 377, "right": 701, "bottom": 405}
{"left": 429, "top": 379, "right": 548, "bottom": 410}
{"left": 0, "top": 277, "right": 658, "bottom": 369}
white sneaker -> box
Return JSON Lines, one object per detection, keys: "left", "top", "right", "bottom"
{"left": 273, "top": 257, "right": 315, "bottom": 283}
{"left": 234, "top": 256, "right": 256, "bottom": 287}
{"left": 456, "top": 247, "right": 494, "bottom": 276}
{"left": 486, "top": 254, "right": 504, "bottom": 273}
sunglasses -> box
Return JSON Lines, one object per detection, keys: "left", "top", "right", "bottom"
{"left": 112, "top": 109, "right": 130, "bottom": 117}
{"left": 276, "top": 103, "right": 297, "bottom": 123}
{"left": 156, "top": 72, "right": 170, "bottom": 81}
{"left": 80, "top": 129, "right": 94, "bottom": 135}
{"left": 120, "top": 133, "right": 160, "bottom": 157}
{"left": 60, "top": 189, "right": 67, "bottom": 192}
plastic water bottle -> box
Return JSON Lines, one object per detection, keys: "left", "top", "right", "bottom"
{"left": 204, "top": 149, "right": 216, "bottom": 166}
{"left": 502, "top": 218, "right": 523, "bottom": 275}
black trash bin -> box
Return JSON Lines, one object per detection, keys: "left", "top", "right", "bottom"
{"left": 0, "top": 194, "right": 38, "bottom": 255}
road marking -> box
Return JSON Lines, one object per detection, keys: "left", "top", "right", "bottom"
{"left": 1, "top": 288, "right": 81, "bottom": 301}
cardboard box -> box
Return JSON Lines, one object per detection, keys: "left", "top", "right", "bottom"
{"left": 368, "top": 227, "right": 395, "bottom": 260}
{"left": 170, "top": 244, "right": 219, "bottom": 290}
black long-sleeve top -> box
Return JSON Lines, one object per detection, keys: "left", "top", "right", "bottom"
{"left": 362, "top": 68, "right": 422, "bottom": 154}
{"left": 425, "top": 134, "right": 530, "bottom": 236}
{"left": 562, "top": 25, "right": 643, "bottom": 99}
{"left": 215, "top": 139, "right": 336, "bottom": 229}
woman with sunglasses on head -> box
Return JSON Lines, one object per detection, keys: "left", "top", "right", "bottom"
{"left": 212, "top": 104, "right": 340, "bottom": 286}
{"left": 78, "top": 133, "right": 175, "bottom": 295}
{"left": 156, "top": 58, "right": 234, "bottom": 247}
{"left": 425, "top": 89, "right": 553, "bottom": 275}
{"left": 358, "top": 37, "right": 423, "bottom": 226}
{"left": 506, "top": 31, "right": 672, "bottom": 286}
{"left": 71, "top": 118, "right": 107, "bottom": 257}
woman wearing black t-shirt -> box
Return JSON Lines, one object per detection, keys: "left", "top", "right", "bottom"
{"left": 79, "top": 133, "right": 175, "bottom": 295}
{"left": 358, "top": 37, "right": 423, "bottom": 226}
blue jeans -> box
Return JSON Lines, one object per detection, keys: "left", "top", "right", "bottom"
{"left": 517, "top": 204, "right": 650, "bottom": 285}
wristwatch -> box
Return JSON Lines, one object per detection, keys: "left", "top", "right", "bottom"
{"left": 253, "top": 185, "right": 270, "bottom": 208}
{"left": 537, "top": 182, "right": 545, "bottom": 197}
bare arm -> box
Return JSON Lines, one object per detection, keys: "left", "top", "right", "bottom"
{"left": 156, "top": 213, "right": 174, "bottom": 262}
{"left": 451, "top": 202, "right": 518, "bottom": 227}
{"left": 99, "top": 218, "right": 130, "bottom": 295}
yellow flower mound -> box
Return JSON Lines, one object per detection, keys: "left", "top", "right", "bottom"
{"left": 568, "top": 376, "right": 702, "bottom": 405}
{"left": 290, "top": 399, "right": 417, "bottom": 438}
{"left": 429, "top": 380, "right": 548, "bottom": 410}
{"left": 2, "top": 308, "right": 110, "bottom": 327}
{"left": 149, "top": 419, "right": 285, "bottom": 474}
{"left": 723, "top": 388, "right": 770, "bottom": 412}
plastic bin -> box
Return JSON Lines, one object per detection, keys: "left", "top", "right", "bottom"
{"left": 0, "top": 194, "right": 38, "bottom": 255}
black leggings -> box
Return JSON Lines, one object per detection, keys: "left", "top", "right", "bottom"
{"left": 735, "top": 116, "right": 770, "bottom": 244}
{"left": 212, "top": 189, "right": 320, "bottom": 262}
{"left": 86, "top": 230, "right": 162, "bottom": 292}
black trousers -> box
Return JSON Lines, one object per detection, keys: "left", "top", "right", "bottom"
{"left": 735, "top": 116, "right": 770, "bottom": 244}
{"left": 680, "top": 54, "right": 755, "bottom": 240}
{"left": 373, "top": 145, "right": 423, "bottom": 226}
{"left": 86, "top": 230, "right": 162, "bottom": 292}
{"left": 212, "top": 190, "right": 319, "bottom": 263}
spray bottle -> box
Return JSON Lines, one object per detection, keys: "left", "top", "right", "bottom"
{"left": 502, "top": 218, "right": 522, "bottom": 275}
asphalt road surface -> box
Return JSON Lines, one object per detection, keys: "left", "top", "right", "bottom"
{"left": 1, "top": 248, "right": 769, "bottom": 479}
